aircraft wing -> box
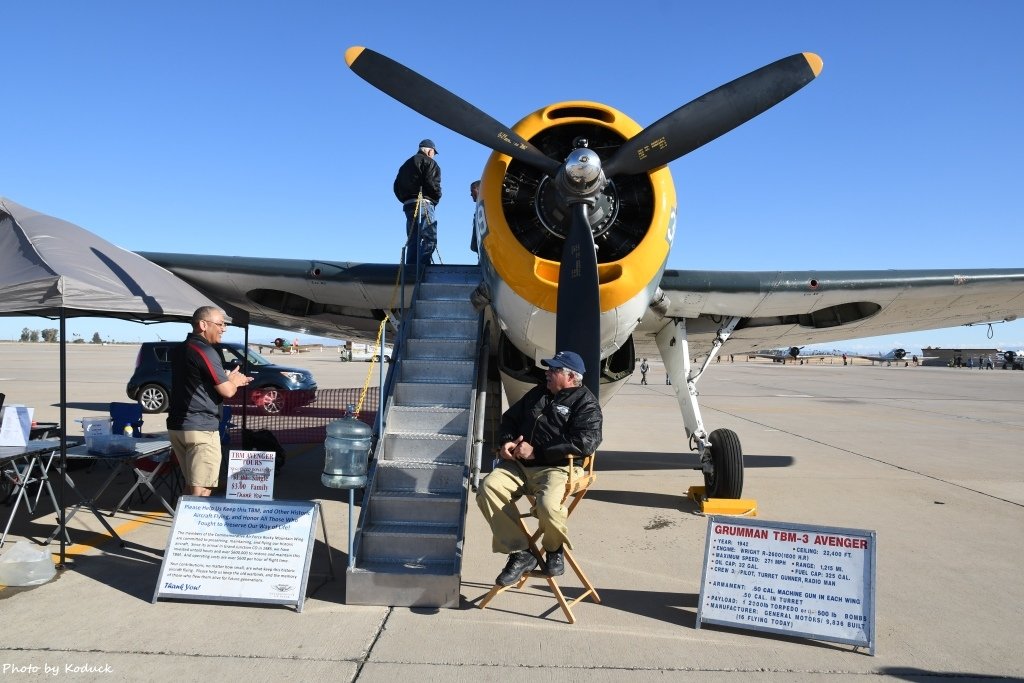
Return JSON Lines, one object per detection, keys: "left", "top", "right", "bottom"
{"left": 137, "top": 252, "right": 409, "bottom": 341}
{"left": 142, "top": 252, "right": 1024, "bottom": 359}
{"left": 637, "top": 268, "right": 1024, "bottom": 357}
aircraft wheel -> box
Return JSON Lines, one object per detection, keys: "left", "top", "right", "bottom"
{"left": 706, "top": 428, "right": 743, "bottom": 499}
{"left": 138, "top": 384, "right": 169, "bottom": 413}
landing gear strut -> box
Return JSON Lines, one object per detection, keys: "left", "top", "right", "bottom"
{"left": 656, "top": 317, "right": 745, "bottom": 498}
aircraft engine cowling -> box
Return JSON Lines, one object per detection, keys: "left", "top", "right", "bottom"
{"left": 477, "top": 101, "right": 675, "bottom": 363}
{"left": 893, "top": 348, "right": 907, "bottom": 360}
{"left": 788, "top": 346, "right": 801, "bottom": 359}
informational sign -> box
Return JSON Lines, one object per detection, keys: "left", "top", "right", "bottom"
{"left": 152, "top": 497, "right": 319, "bottom": 611}
{"left": 225, "top": 449, "right": 276, "bottom": 500}
{"left": 697, "top": 516, "right": 876, "bottom": 655}
{"left": 0, "top": 405, "right": 34, "bottom": 447}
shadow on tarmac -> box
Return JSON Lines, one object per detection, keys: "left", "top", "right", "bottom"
{"left": 596, "top": 450, "right": 795, "bottom": 471}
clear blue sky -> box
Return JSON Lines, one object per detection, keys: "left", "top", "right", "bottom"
{"left": 3, "top": 1, "right": 1022, "bottom": 354}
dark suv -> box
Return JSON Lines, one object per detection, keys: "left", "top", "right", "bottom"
{"left": 126, "top": 342, "right": 317, "bottom": 415}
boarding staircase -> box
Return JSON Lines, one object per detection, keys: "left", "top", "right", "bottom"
{"left": 345, "top": 264, "right": 485, "bottom": 607}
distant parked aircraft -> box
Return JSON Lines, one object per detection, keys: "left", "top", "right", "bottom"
{"left": 850, "top": 348, "right": 936, "bottom": 366}
{"left": 750, "top": 346, "right": 835, "bottom": 363}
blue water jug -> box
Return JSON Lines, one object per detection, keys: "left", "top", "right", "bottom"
{"left": 322, "top": 407, "right": 373, "bottom": 489}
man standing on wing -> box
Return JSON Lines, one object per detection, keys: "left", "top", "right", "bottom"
{"left": 393, "top": 138, "right": 442, "bottom": 267}
{"left": 476, "top": 350, "right": 603, "bottom": 586}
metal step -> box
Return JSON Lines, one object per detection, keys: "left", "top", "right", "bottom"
{"left": 415, "top": 299, "right": 477, "bottom": 320}
{"left": 392, "top": 381, "right": 473, "bottom": 408}
{"left": 359, "top": 522, "right": 459, "bottom": 564}
{"left": 368, "top": 490, "right": 463, "bottom": 525}
{"left": 380, "top": 434, "right": 466, "bottom": 465}
{"left": 408, "top": 319, "right": 477, "bottom": 339}
{"left": 418, "top": 282, "right": 478, "bottom": 301}
{"left": 422, "top": 265, "right": 480, "bottom": 285}
{"left": 372, "top": 459, "right": 465, "bottom": 490}
{"left": 346, "top": 563, "right": 461, "bottom": 608}
{"left": 387, "top": 406, "right": 469, "bottom": 435}
{"left": 400, "top": 359, "right": 474, "bottom": 383}
{"left": 404, "top": 338, "right": 477, "bottom": 361}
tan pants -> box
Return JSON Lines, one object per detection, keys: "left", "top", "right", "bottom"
{"left": 476, "top": 462, "right": 581, "bottom": 554}
{"left": 168, "top": 429, "right": 222, "bottom": 488}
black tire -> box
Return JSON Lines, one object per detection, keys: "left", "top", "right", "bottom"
{"left": 257, "top": 386, "right": 286, "bottom": 415}
{"left": 138, "top": 383, "right": 169, "bottom": 413}
{"left": 706, "top": 428, "right": 743, "bottom": 499}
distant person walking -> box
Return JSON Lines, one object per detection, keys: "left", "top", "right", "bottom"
{"left": 167, "top": 306, "right": 253, "bottom": 497}
{"left": 639, "top": 358, "right": 649, "bottom": 385}
{"left": 394, "top": 139, "right": 442, "bottom": 268}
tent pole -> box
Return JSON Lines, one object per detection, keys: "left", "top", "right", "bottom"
{"left": 58, "top": 311, "right": 67, "bottom": 568}
{"left": 242, "top": 325, "right": 249, "bottom": 434}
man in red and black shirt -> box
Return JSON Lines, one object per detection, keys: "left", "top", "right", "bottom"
{"left": 167, "top": 306, "right": 253, "bottom": 496}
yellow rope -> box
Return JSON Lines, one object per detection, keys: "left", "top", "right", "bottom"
{"left": 353, "top": 191, "right": 428, "bottom": 419}
{"left": 354, "top": 317, "right": 388, "bottom": 419}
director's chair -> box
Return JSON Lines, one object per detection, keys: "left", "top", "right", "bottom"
{"left": 478, "top": 453, "right": 601, "bottom": 624}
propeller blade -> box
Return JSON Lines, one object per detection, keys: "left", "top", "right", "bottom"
{"left": 346, "top": 47, "right": 560, "bottom": 174}
{"left": 555, "top": 204, "right": 601, "bottom": 396}
{"left": 604, "top": 53, "right": 823, "bottom": 177}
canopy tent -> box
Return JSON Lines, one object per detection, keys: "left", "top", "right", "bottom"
{"left": 0, "top": 197, "right": 226, "bottom": 564}
{"left": 0, "top": 197, "right": 221, "bottom": 321}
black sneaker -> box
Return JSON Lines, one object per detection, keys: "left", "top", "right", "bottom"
{"left": 496, "top": 550, "right": 538, "bottom": 586}
{"left": 545, "top": 547, "right": 564, "bottom": 577}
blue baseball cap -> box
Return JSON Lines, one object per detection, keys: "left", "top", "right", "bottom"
{"left": 541, "top": 350, "right": 585, "bottom": 374}
{"left": 419, "top": 139, "right": 438, "bottom": 153}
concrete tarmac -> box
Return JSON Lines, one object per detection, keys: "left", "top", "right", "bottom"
{"left": 1, "top": 343, "right": 1022, "bottom": 680}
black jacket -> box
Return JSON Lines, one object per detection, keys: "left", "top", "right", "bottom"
{"left": 499, "top": 384, "right": 603, "bottom": 467}
{"left": 393, "top": 151, "right": 442, "bottom": 204}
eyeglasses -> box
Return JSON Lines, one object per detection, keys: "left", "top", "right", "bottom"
{"left": 545, "top": 367, "right": 566, "bottom": 375}
{"left": 203, "top": 320, "right": 227, "bottom": 328}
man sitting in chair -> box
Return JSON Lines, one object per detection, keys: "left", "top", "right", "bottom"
{"left": 477, "top": 350, "right": 603, "bottom": 587}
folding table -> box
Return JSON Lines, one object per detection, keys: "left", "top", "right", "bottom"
{"left": 1, "top": 438, "right": 63, "bottom": 547}
{"left": 44, "top": 439, "right": 173, "bottom": 546}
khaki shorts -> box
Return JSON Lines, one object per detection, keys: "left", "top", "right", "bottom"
{"left": 169, "top": 429, "right": 222, "bottom": 488}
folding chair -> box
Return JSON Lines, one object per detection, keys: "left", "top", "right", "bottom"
{"left": 109, "top": 402, "right": 143, "bottom": 437}
{"left": 108, "top": 402, "right": 182, "bottom": 513}
{"left": 478, "top": 453, "right": 601, "bottom": 624}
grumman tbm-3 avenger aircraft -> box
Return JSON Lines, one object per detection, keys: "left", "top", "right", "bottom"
{"left": 749, "top": 346, "right": 835, "bottom": 364}
{"left": 850, "top": 348, "right": 937, "bottom": 366}
{"left": 140, "top": 47, "right": 1024, "bottom": 501}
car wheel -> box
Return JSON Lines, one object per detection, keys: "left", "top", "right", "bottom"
{"left": 138, "top": 384, "right": 169, "bottom": 413}
{"left": 257, "top": 386, "right": 286, "bottom": 415}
